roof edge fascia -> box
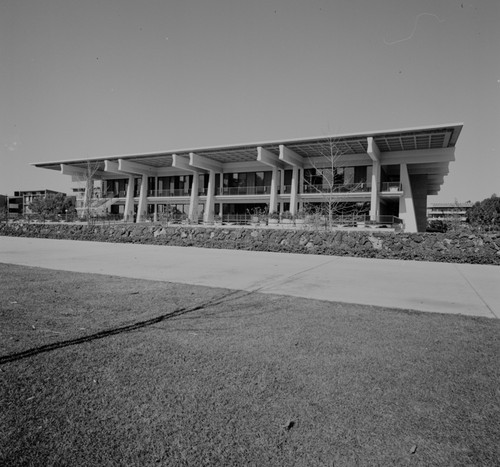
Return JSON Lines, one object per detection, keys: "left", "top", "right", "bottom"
{"left": 31, "top": 122, "right": 464, "bottom": 167}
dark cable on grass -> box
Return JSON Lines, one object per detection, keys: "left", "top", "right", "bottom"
{"left": 0, "top": 288, "right": 252, "bottom": 365}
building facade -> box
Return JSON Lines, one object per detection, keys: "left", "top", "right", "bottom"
{"left": 9, "top": 189, "right": 67, "bottom": 217}
{"left": 33, "top": 124, "right": 463, "bottom": 232}
{"left": 427, "top": 202, "right": 472, "bottom": 224}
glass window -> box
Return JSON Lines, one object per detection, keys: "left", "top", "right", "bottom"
{"left": 148, "top": 177, "right": 156, "bottom": 193}
{"left": 333, "top": 168, "right": 343, "bottom": 185}
{"left": 247, "top": 172, "right": 256, "bottom": 187}
{"left": 354, "top": 166, "right": 366, "bottom": 184}
{"left": 344, "top": 167, "right": 355, "bottom": 185}
{"left": 238, "top": 173, "right": 247, "bottom": 187}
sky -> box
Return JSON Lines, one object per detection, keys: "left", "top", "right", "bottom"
{"left": 1, "top": 0, "right": 499, "bottom": 203}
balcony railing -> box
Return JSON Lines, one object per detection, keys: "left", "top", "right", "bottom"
{"left": 148, "top": 189, "right": 191, "bottom": 197}
{"left": 381, "top": 182, "right": 402, "bottom": 192}
{"left": 107, "top": 182, "right": 402, "bottom": 198}
{"left": 217, "top": 186, "right": 271, "bottom": 196}
{"left": 302, "top": 183, "right": 371, "bottom": 194}
{"left": 110, "top": 189, "right": 211, "bottom": 198}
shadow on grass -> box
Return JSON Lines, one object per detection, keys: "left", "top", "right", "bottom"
{"left": 0, "top": 289, "right": 248, "bottom": 365}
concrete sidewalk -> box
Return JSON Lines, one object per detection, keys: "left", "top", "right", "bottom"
{"left": 0, "top": 236, "right": 498, "bottom": 319}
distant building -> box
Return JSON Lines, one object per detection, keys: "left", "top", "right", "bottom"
{"left": 7, "top": 195, "right": 23, "bottom": 216}
{"left": 427, "top": 202, "right": 473, "bottom": 223}
{"left": 33, "top": 123, "right": 463, "bottom": 232}
{"left": 11, "top": 189, "right": 67, "bottom": 217}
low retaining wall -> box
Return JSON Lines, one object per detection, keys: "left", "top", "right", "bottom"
{"left": 1, "top": 223, "right": 499, "bottom": 265}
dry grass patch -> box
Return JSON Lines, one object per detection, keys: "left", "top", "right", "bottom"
{"left": 1, "top": 263, "right": 499, "bottom": 466}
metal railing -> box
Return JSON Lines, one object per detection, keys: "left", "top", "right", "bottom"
{"left": 148, "top": 189, "right": 192, "bottom": 197}
{"left": 106, "top": 190, "right": 194, "bottom": 198}
{"left": 216, "top": 186, "right": 270, "bottom": 196}
{"left": 302, "top": 183, "right": 371, "bottom": 194}
{"left": 106, "top": 182, "right": 403, "bottom": 199}
{"left": 219, "top": 213, "right": 253, "bottom": 225}
{"left": 381, "top": 182, "right": 402, "bottom": 192}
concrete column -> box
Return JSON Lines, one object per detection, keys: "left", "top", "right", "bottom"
{"left": 410, "top": 174, "right": 428, "bottom": 233}
{"left": 369, "top": 161, "right": 381, "bottom": 220}
{"left": 123, "top": 175, "right": 135, "bottom": 222}
{"left": 83, "top": 178, "right": 92, "bottom": 218}
{"left": 269, "top": 167, "right": 278, "bottom": 213}
{"left": 136, "top": 175, "right": 148, "bottom": 223}
{"left": 289, "top": 166, "right": 299, "bottom": 215}
{"left": 399, "top": 163, "right": 418, "bottom": 233}
{"left": 204, "top": 170, "right": 215, "bottom": 223}
{"left": 189, "top": 173, "right": 200, "bottom": 222}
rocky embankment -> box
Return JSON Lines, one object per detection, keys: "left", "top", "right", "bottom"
{"left": 1, "top": 223, "right": 499, "bottom": 265}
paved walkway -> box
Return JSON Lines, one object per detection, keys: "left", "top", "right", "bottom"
{"left": 1, "top": 237, "right": 498, "bottom": 319}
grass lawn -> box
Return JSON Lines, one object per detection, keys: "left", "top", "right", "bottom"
{"left": 1, "top": 262, "right": 499, "bottom": 466}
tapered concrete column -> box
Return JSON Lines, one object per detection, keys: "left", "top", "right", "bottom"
{"left": 204, "top": 170, "right": 215, "bottom": 223}
{"left": 279, "top": 170, "right": 285, "bottom": 213}
{"left": 269, "top": 168, "right": 278, "bottom": 213}
{"left": 136, "top": 175, "right": 148, "bottom": 223}
{"left": 367, "top": 137, "right": 381, "bottom": 221}
{"left": 83, "top": 178, "right": 92, "bottom": 217}
{"left": 256, "top": 147, "right": 284, "bottom": 214}
{"left": 278, "top": 145, "right": 303, "bottom": 216}
{"left": 290, "top": 166, "right": 299, "bottom": 215}
{"left": 399, "top": 163, "right": 418, "bottom": 232}
{"left": 123, "top": 176, "right": 135, "bottom": 222}
{"left": 370, "top": 161, "right": 381, "bottom": 220}
{"left": 189, "top": 174, "right": 200, "bottom": 222}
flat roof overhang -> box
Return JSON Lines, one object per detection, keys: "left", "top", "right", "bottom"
{"left": 32, "top": 123, "right": 463, "bottom": 196}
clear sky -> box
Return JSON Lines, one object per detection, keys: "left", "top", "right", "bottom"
{"left": 1, "top": 0, "right": 499, "bottom": 203}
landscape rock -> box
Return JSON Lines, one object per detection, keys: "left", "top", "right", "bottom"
{"left": 0, "top": 223, "right": 499, "bottom": 265}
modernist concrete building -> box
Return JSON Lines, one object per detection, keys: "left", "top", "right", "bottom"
{"left": 33, "top": 123, "right": 462, "bottom": 232}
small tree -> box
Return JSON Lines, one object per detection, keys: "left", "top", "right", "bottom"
{"left": 75, "top": 161, "right": 101, "bottom": 221}
{"left": 1, "top": 201, "right": 8, "bottom": 223}
{"left": 444, "top": 199, "right": 467, "bottom": 232}
{"left": 29, "top": 193, "right": 75, "bottom": 222}
{"left": 467, "top": 194, "right": 500, "bottom": 231}
{"left": 303, "top": 136, "right": 366, "bottom": 228}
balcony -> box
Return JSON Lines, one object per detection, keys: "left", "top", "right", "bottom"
{"left": 148, "top": 189, "right": 191, "bottom": 197}
{"left": 302, "top": 183, "right": 371, "bottom": 194}
{"left": 380, "top": 182, "right": 402, "bottom": 192}
{"left": 217, "top": 186, "right": 271, "bottom": 196}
